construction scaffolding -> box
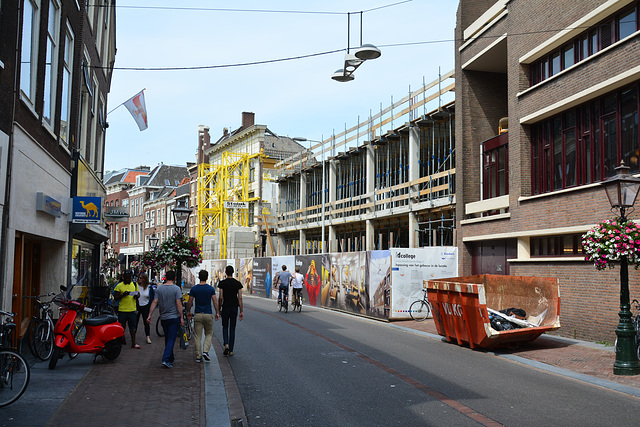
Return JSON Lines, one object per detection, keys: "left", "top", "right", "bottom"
{"left": 197, "top": 150, "right": 264, "bottom": 259}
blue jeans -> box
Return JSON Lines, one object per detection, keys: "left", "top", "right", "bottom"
{"left": 160, "top": 317, "right": 180, "bottom": 364}
{"left": 278, "top": 285, "right": 288, "bottom": 303}
{"left": 221, "top": 307, "right": 238, "bottom": 351}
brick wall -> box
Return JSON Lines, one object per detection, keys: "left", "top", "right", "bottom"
{"left": 455, "top": 0, "right": 640, "bottom": 342}
{"left": 512, "top": 262, "right": 640, "bottom": 343}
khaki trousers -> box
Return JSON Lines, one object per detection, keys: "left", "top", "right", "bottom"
{"left": 194, "top": 312, "right": 214, "bottom": 358}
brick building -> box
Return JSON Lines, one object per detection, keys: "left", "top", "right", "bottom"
{"left": 0, "top": 1, "right": 116, "bottom": 325}
{"left": 455, "top": 0, "right": 640, "bottom": 341}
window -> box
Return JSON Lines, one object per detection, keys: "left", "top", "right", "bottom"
{"left": 530, "top": 3, "right": 639, "bottom": 86}
{"left": 482, "top": 133, "right": 508, "bottom": 204}
{"left": 530, "top": 235, "right": 585, "bottom": 257}
{"left": 121, "top": 226, "right": 128, "bottom": 243}
{"left": 43, "top": 0, "right": 60, "bottom": 128}
{"left": 532, "top": 84, "right": 640, "bottom": 194}
{"left": 60, "top": 23, "right": 74, "bottom": 146}
{"left": 20, "top": 0, "right": 41, "bottom": 106}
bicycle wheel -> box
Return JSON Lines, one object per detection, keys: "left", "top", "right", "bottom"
{"left": 156, "top": 317, "right": 165, "bottom": 337}
{"left": 296, "top": 299, "right": 302, "bottom": 313}
{"left": 278, "top": 300, "right": 283, "bottom": 312}
{"left": 48, "top": 346, "right": 64, "bottom": 370}
{"left": 409, "top": 300, "right": 431, "bottom": 321}
{"left": 32, "top": 322, "right": 54, "bottom": 361}
{"left": 26, "top": 319, "right": 40, "bottom": 360}
{"left": 0, "top": 349, "right": 30, "bottom": 407}
{"left": 185, "top": 316, "right": 193, "bottom": 340}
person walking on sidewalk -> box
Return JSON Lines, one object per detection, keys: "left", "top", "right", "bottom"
{"left": 114, "top": 270, "right": 140, "bottom": 349}
{"left": 135, "top": 272, "right": 155, "bottom": 345}
{"left": 187, "top": 270, "right": 219, "bottom": 363}
{"left": 218, "top": 265, "right": 243, "bottom": 356}
{"left": 147, "top": 270, "right": 184, "bottom": 368}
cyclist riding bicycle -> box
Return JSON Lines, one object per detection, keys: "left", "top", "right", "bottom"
{"left": 292, "top": 267, "right": 304, "bottom": 304}
{"left": 275, "top": 265, "right": 292, "bottom": 305}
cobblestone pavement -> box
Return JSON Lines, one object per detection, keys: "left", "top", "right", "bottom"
{"left": 46, "top": 313, "right": 204, "bottom": 427}
{"left": 398, "top": 319, "right": 640, "bottom": 391}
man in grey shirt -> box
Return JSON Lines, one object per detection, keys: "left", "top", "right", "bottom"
{"left": 147, "top": 270, "right": 184, "bottom": 368}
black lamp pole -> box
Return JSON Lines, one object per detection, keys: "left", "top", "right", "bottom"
{"left": 172, "top": 200, "right": 192, "bottom": 288}
{"left": 149, "top": 233, "right": 159, "bottom": 284}
{"left": 602, "top": 161, "right": 640, "bottom": 375}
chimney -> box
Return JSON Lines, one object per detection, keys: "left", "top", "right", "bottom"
{"left": 223, "top": 127, "right": 229, "bottom": 136}
{"left": 197, "top": 125, "right": 210, "bottom": 165}
{"left": 242, "top": 112, "right": 255, "bottom": 129}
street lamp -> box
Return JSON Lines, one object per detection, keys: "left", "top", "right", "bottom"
{"left": 331, "top": 12, "right": 381, "bottom": 82}
{"left": 172, "top": 200, "right": 192, "bottom": 235}
{"left": 149, "top": 233, "right": 159, "bottom": 283}
{"left": 172, "top": 200, "right": 192, "bottom": 287}
{"left": 294, "top": 137, "right": 325, "bottom": 254}
{"left": 601, "top": 161, "right": 640, "bottom": 375}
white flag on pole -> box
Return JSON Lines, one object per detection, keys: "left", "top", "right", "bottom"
{"left": 123, "top": 90, "right": 148, "bottom": 131}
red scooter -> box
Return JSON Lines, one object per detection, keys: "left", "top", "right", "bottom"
{"left": 48, "top": 286, "right": 124, "bottom": 369}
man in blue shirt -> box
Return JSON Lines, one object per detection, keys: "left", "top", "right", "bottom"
{"left": 187, "top": 270, "right": 219, "bottom": 363}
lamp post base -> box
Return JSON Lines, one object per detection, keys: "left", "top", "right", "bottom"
{"left": 614, "top": 312, "right": 640, "bottom": 376}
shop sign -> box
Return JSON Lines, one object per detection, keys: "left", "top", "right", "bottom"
{"left": 36, "top": 192, "right": 61, "bottom": 217}
{"left": 72, "top": 196, "right": 102, "bottom": 223}
{"left": 224, "top": 201, "right": 248, "bottom": 209}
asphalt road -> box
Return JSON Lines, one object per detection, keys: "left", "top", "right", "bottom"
{"left": 219, "top": 296, "right": 640, "bottom": 426}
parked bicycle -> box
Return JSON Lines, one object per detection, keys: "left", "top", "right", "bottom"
{"left": 0, "top": 309, "right": 30, "bottom": 407}
{"left": 24, "top": 292, "right": 56, "bottom": 361}
{"left": 409, "top": 288, "right": 432, "bottom": 321}
{"left": 156, "top": 294, "right": 193, "bottom": 339}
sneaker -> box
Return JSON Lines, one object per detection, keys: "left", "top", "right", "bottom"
{"left": 223, "top": 344, "right": 229, "bottom": 356}
{"left": 229, "top": 351, "right": 234, "bottom": 357}
{"left": 202, "top": 352, "right": 210, "bottom": 361}
{"left": 146, "top": 337, "right": 152, "bottom": 344}
{"left": 162, "top": 361, "right": 172, "bottom": 369}
{"left": 195, "top": 357, "right": 201, "bottom": 363}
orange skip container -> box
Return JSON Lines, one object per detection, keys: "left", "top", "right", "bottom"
{"left": 426, "top": 274, "right": 561, "bottom": 349}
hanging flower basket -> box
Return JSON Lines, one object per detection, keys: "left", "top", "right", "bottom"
{"left": 140, "top": 250, "right": 160, "bottom": 270}
{"left": 101, "top": 256, "right": 119, "bottom": 272}
{"left": 156, "top": 234, "right": 202, "bottom": 270}
{"left": 582, "top": 219, "right": 640, "bottom": 270}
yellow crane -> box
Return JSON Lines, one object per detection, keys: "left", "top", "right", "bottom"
{"left": 197, "top": 150, "right": 264, "bottom": 258}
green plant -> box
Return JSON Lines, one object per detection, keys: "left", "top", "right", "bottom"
{"left": 156, "top": 234, "right": 202, "bottom": 270}
{"left": 582, "top": 219, "right": 640, "bottom": 270}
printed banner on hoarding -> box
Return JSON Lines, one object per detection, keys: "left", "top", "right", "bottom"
{"left": 390, "top": 247, "right": 458, "bottom": 320}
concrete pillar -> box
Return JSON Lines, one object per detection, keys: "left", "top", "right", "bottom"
{"left": 299, "top": 229, "right": 306, "bottom": 255}
{"left": 277, "top": 234, "right": 286, "bottom": 257}
{"left": 366, "top": 219, "right": 375, "bottom": 251}
{"left": 300, "top": 173, "right": 307, "bottom": 209}
{"left": 409, "top": 211, "right": 419, "bottom": 248}
{"left": 328, "top": 160, "right": 337, "bottom": 252}
{"left": 329, "top": 226, "right": 337, "bottom": 253}
{"left": 408, "top": 126, "right": 420, "bottom": 182}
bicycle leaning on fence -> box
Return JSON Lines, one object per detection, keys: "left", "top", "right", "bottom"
{"left": 0, "top": 309, "right": 30, "bottom": 407}
{"left": 24, "top": 292, "right": 56, "bottom": 361}
{"left": 409, "top": 288, "right": 432, "bottom": 321}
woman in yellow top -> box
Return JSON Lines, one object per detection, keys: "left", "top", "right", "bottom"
{"left": 114, "top": 270, "right": 140, "bottom": 349}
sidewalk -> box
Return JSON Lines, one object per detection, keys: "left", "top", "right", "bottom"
{"left": 394, "top": 318, "right": 640, "bottom": 396}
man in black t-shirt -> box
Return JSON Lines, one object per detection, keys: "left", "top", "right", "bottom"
{"left": 218, "top": 265, "right": 244, "bottom": 356}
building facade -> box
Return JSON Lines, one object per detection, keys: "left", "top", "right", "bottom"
{"left": 0, "top": 1, "right": 116, "bottom": 328}
{"left": 455, "top": 0, "right": 640, "bottom": 341}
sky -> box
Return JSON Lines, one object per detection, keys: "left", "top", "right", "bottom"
{"left": 104, "top": 1, "right": 459, "bottom": 172}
